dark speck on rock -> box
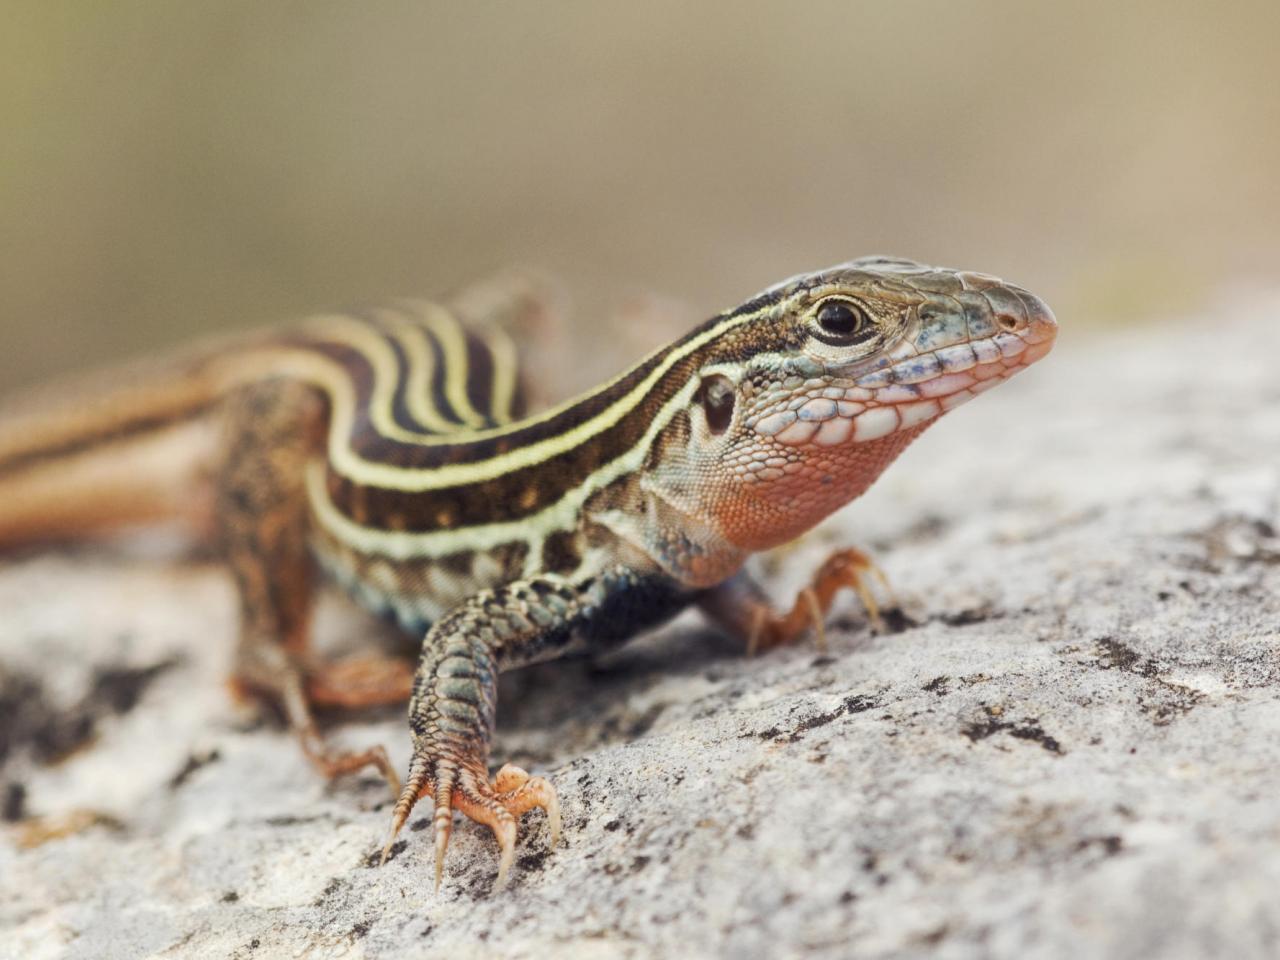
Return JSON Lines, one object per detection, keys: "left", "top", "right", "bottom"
{"left": 962, "top": 713, "right": 1064, "bottom": 755}
{"left": 168, "top": 748, "right": 221, "bottom": 790}
{"left": 366, "top": 841, "right": 407, "bottom": 867}
{"left": 879, "top": 607, "right": 918, "bottom": 634}
{"left": 3, "top": 782, "right": 26, "bottom": 822}
{"left": 94, "top": 658, "right": 181, "bottom": 714}
{"left": 518, "top": 848, "right": 550, "bottom": 873}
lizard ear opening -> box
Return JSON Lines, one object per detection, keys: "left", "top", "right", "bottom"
{"left": 696, "top": 374, "right": 736, "bottom": 435}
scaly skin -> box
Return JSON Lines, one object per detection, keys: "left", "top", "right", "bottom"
{"left": 0, "top": 258, "right": 1055, "bottom": 890}
{"left": 381, "top": 257, "right": 1057, "bottom": 889}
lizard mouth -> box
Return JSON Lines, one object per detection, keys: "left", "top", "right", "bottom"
{"left": 751, "top": 292, "right": 1057, "bottom": 448}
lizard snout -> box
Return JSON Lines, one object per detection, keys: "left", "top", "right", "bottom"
{"left": 1005, "top": 289, "right": 1058, "bottom": 346}
{"left": 957, "top": 271, "right": 1058, "bottom": 349}
{"left": 982, "top": 283, "right": 1058, "bottom": 348}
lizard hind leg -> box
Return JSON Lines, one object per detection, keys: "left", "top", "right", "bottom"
{"left": 217, "top": 379, "right": 405, "bottom": 795}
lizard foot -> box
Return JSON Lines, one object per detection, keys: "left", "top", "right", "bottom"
{"left": 381, "top": 755, "right": 561, "bottom": 892}
{"left": 230, "top": 646, "right": 406, "bottom": 797}
{"left": 298, "top": 725, "right": 402, "bottom": 797}
{"left": 747, "top": 546, "right": 895, "bottom": 656}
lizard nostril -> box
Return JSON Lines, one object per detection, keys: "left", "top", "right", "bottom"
{"left": 995, "top": 313, "right": 1020, "bottom": 333}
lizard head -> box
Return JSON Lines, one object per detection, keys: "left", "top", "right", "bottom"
{"left": 664, "top": 257, "right": 1057, "bottom": 554}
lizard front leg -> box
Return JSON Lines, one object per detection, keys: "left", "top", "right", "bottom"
{"left": 382, "top": 568, "right": 691, "bottom": 891}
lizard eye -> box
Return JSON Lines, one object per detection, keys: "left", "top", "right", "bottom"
{"left": 812, "top": 298, "right": 878, "bottom": 346}
{"left": 697, "top": 374, "right": 736, "bottom": 435}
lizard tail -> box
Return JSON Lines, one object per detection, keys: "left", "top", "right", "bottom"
{"left": 0, "top": 346, "right": 231, "bottom": 549}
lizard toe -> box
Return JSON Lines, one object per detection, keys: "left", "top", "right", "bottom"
{"left": 379, "top": 751, "right": 559, "bottom": 892}
{"left": 748, "top": 546, "right": 895, "bottom": 655}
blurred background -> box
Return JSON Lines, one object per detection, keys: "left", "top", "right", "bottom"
{"left": 2, "top": 0, "right": 1277, "bottom": 394}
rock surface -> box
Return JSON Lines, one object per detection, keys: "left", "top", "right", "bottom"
{"left": 3, "top": 296, "right": 1280, "bottom": 960}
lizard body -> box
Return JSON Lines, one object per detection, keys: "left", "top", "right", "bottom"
{"left": 0, "top": 258, "right": 1056, "bottom": 889}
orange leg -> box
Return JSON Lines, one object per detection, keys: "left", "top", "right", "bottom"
{"left": 382, "top": 757, "right": 561, "bottom": 892}
{"left": 229, "top": 642, "right": 405, "bottom": 795}
{"left": 304, "top": 654, "right": 416, "bottom": 710}
{"left": 218, "top": 380, "right": 404, "bottom": 795}
{"left": 701, "top": 547, "right": 896, "bottom": 656}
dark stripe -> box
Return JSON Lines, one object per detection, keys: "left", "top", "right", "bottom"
{"left": 347, "top": 311, "right": 445, "bottom": 436}
{"left": 355, "top": 306, "right": 737, "bottom": 469}
{"left": 331, "top": 345, "right": 706, "bottom": 529}
{"left": 331, "top": 308, "right": 508, "bottom": 433}
{"left": 540, "top": 529, "right": 583, "bottom": 575}
{"left": 415, "top": 314, "right": 464, "bottom": 426}
{"left": 726, "top": 285, "right": 786, "bottom": 320}
{"left": 462, "top": 331, "right": 499, "bottom": 425}
{"left": 0, "top": 399, "right": 217, "bottom": 478}
{"left": 303, "top": 303, "right": 775, "bottom": 530}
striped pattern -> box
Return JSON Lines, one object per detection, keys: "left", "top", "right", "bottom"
{"left": 204, "top": 297, "right": 775, "bottom": 566}
{"left": 0, "top": 259, "right": 1058, "bottom": 645}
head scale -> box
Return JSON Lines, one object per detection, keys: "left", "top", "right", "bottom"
{"left": 653, "top": 257, "right": 1057, "bottom": 557}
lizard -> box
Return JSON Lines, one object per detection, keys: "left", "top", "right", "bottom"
{"left": 0, "top": 257, "right": 1057, "bottom": 890}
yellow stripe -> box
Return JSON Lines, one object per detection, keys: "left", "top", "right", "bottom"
{"left": 356, "top": 307, "right": 754, "bottom": 490}
{"left": 226, "top": 305, "right": 758, "bottom": 492}
{"left": 302, "top": 368, "right": 706, "bottom": 558}
{"left": 400, "top": 300, "right": 488, "bottom": 429}
{"left": 369, "top": 310, "right": 467, "bottom": 434}
{"left": 476, "top": 322, "right": 520, "bottom": 423}
{"left": 214, "top": 344, "right": 381, "bottom": 459}
{"left": 296, "top": 315, "right": 460, "bottom": 442}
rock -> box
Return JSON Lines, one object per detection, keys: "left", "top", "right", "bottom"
{"left": 2, "top": 295, "right": 1279, "bottom": 960}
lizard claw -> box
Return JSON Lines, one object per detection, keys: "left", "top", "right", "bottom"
{"left": 432, "top": 771, "right": 457, "bottom": 891}
{"left": 493, "top": 763, "right": 562, "bottom": 848}
{"left": 380, "top": 754, "right": 559, "bottom": 893}
{"left": 748, "top": 547, "right": 895, "bottom": 655}
{"left": 800, "top": 586, "right": 827, "bottom": 652}
{"left": 492, "top": 817, "right": 517, "bottom": 892}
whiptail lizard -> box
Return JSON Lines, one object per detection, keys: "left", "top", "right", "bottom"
{"left": 0, "top": 257, "right": 1056, "bottom": 889}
